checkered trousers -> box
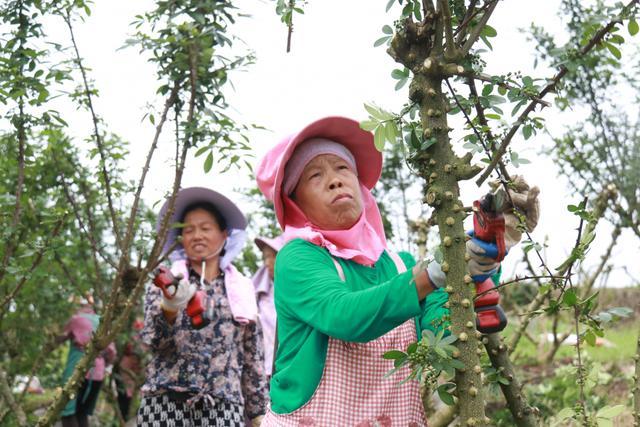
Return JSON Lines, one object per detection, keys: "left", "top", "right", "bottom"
{"left": 261, "top": 319, "right": 426, "bottom": 427}
{"left": 136, "top": 393, "right": 244, "bottom": 427}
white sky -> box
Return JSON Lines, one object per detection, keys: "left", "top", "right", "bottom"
{"left": 38, "top": 0, "right": 639, "bottom": 287}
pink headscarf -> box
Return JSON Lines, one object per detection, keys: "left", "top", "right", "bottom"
{"left": 282, "top": 183, "right": 387, "bottom": 266}
{"left": 256, "top": 117, "right": 387, "bottom": 266}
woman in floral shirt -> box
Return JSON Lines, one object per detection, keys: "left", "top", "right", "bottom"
{"left": 137, "top": 187, "right": 267, "bottom": 426}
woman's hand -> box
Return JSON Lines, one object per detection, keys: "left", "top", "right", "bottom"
{"left": 160, "top": 278, "right": 196, "bottom": 323}
{"left": 466, "top": 232, "right": 501, "bottom": 282}
{"left": 412, "top": 261, "right": 440, "bottom": 300}
{"left": 251, "top": 415, "right": 264, "bottom": 427}
{"left": 490, "top": 175, "right": 540, "bottom": 246}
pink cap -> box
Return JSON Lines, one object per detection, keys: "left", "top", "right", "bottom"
{"left": 256, "top": 116, "right": 382, "bottom": 228}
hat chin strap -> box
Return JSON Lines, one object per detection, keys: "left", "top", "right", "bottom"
{"left": 189, "top": 241, "right": 225, "bottom": 287}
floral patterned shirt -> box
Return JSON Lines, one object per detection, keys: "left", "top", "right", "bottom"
{"left": 140, "top": 267, "right": 268, "bottom": 418}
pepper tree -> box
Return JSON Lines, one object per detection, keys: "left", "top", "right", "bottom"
{"left": 275, "top": 0, "right": 639, "bottom": 425}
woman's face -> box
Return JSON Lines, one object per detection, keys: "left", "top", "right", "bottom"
{"left": 261, "top": 246, "right": 277, "bottom": 280}
{"left": 181, "top": 208, "right": 228, "bottom": 262}
{"left": 293, "top": 154, "right": 363, "bottom": 230}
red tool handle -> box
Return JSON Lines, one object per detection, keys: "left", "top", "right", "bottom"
{"left": 152, "top": 266, "right": 179, "bottom": 299}
{"left": 474, "top": 278, "right": 507, "bottom": 333}
{"left": 186, "top": 291, "right": 212, "bottom": 330}
{"left": 473, "top": 199, "right": 507, "bottom": 262}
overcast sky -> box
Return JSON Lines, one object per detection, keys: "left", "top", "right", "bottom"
{"left": 41, "top": 0, "right": 639, "bottom": 287}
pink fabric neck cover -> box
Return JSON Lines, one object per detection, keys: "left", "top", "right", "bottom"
{"left": 282, "top": 182, "right": 387, "bottom": 266}
{"left": 171, "top": 259, "right": 257, "bottom": 324}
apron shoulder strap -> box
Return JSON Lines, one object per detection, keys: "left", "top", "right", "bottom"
{"left": 386, "top": 250, "right": 407, "bottom": 273}
{"left": 331, "top": 258, "right": 345, "bottom": 281}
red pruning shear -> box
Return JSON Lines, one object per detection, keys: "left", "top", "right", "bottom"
{"left": 152, "top": 266, "right": 212, "bottom": 330}
{"left": 472, "top": 188, "right": 508, "bottom": 334}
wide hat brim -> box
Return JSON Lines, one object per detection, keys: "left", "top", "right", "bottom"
{"left": 256, "top": 116, "right": 382, "bottom": 229}
{"left": 254, "top": 235, "right": 284, "bottom": 253}
{"left": 156, "top": 187, "right": 247, "bottom": 255}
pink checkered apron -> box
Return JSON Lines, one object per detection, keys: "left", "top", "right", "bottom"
{"left": 262, "top": 252, "right": 427, "bottom": 426}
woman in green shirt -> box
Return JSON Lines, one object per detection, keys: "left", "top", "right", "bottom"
{"left": 255, "top": 117, "right": 539, "bottom": 426}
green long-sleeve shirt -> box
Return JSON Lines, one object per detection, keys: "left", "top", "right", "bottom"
{"left": 270, "top": 238, "right": 449, "bottom": 414}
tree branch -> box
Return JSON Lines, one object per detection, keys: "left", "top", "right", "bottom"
{"left": 635, "top": 333, "right": 640, "bottom": 426}
{"left": 454, "top": 0, "right": 479, "bottom": 43}
{"left": 469, "top": 73, "right": 551, "bottom": 108}
{"left": 461, "top": 0, "right": 497, "bottom": 54}
{"left": 466, "top": 78, "right": 511, "bottom": 178}
{"left": 0, "top": 367, "right": 27, "bottom": 426}
{"left": 0, "top": 99, "right": 26, "bottom": 287}
{"left": 439, "top": 0, "right": 457, "bottom": 58}
{"left": 475, "top": 0, "right": 638, "bottom": 185}
{"left": 0, "top": 217, "right": 65, "bottom": 316}
{"left": 484, "top": 334, "right": 537, "bottom": 426}
{"left": 64, "top": 12, "right": 123, "bottom": 251}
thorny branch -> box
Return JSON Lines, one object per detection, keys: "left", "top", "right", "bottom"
{"left": 476, "top": 0, "right": 640, "bottom": 185}
{"left": 64, "top": 12, "right": 123, "bottom": 251}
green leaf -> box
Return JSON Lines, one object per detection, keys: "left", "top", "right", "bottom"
{"left": 374, "top": 36, "right": 391, "bottom": 47}
{"left": 584, "top": 330, "right": 596, "bottom": 346}
{"left": 385, "top": 122, "right": 399, "bottom": 144}
{"left": 562, "top": 289, "right": 577, "bottom": 307}
{"left": 605, "top": 42, "right": 622, "bottom": 60}
{"left": 203, "top": 151, "right": 213, "bottom": 172}
{"left": 422, "top": 329, "right": 436, "bottom": 343}
{"left": 382, "top": 350, "right": 407, "bottom": 360}
{"left": 449, "top": 359, "right": 465, "bottom": 370}
{"left": 629, "top": 19, "right": 639, "bottom": 36}
{"left": 486, "top": 94, "right": 506, "bottom": 104}
{"left": 195, "top": 146, "right": 210, "bottom": 157}
{"left": 481, "top": 84, "right": 493, "bottom": 96}
{"left": 556, "top": 407, "right": 575, "bottom": 420}
{"left": 608, "top": 307, "right": 633, "bottom": 317}
{"left": 482, "top": 25, "right": 497, "bottom": 37}
{"left": 440, "top": 334, "right": 457, "bottom": 346}
{"left": 391, "top": 68, "right": 407, "bottom": 79}
{"left": 596, "top": 405, "right": 625, "bottom": 419}
{"left": 522, "top": 125, "right": 533, "bottom": 140}
{"left": 364, "top": 103, "right": 384, "bottom": 120}
{"left": 385, "top": 0, "right": 395, "bottom": 12}
{"left": 374, "top": 126, "right": 386, "bottom": 151}
{"left": 395, "top": 78, "right": 408, "bottom": 91}
{"left": 382, "top": 24, "right": 393, "bottom": 35}
{"left": 437, "top": 386, "right": 455, "bottom": 405}
{"left": 434, "top": 346, "right": 448, "bottom": 358}
{"left": 497, "top": 376, "right": 510, "bottom": 385}
{"left": 359, "top": 120, "right": 378, "bottom": 132}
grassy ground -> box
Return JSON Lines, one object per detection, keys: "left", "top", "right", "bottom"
{"left": 485, "top": 317, "right": 639, "bottom": 426}
{"left": 509, "top": 319, "right": 639, "bottom": 364}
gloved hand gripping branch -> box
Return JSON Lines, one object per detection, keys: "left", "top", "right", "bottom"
{"left": 471, "top": 176, "right": 540, "bottom": 333}
{"left": 424, "top": 176, "right": 540, "bottom": 334}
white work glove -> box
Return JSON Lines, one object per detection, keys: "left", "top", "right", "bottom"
{"left": 422, "top": 233, "right": 502, "bottom": 288}
{"left": 466, "top": 232, "right": 502, "bottom": 282}
{"left": 425, "top": 260, "right": 446, "bottom": 289}
{"left": 489, "top": 175, "right": 540, "bottom": 247}
{"left": 160, "top": 277, "right": 196, "bottom": 313}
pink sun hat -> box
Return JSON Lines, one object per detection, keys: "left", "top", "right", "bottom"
{"left": 254, "top": 235, "right": 285, "bottom": 253}
{"left": 256, "top": 116, "right": 382, "bottom": 228}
